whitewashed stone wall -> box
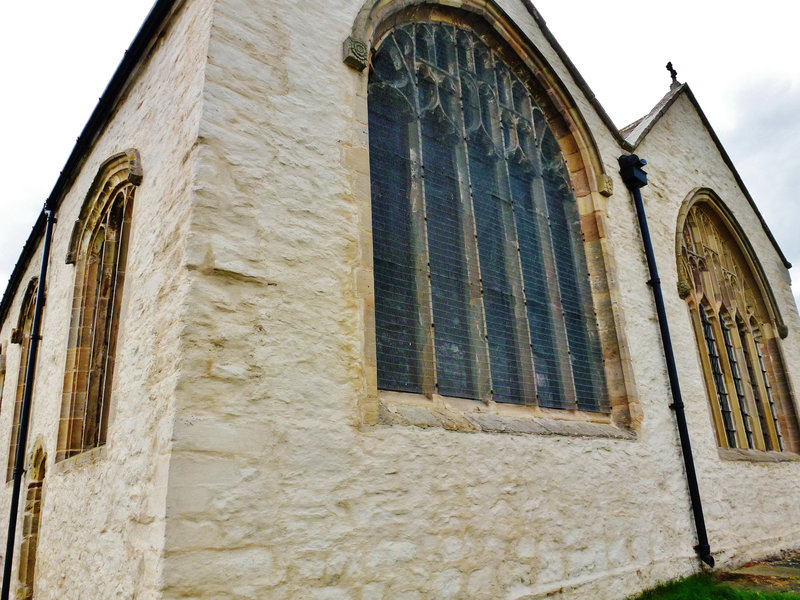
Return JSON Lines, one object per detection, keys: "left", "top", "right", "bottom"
{"left": 634, "top": 92, "right": 800, "bottom": 566}
{"left": 0, "top": 0, "right": 214, "bottom": 598}
{"left": 2, "top": 0, "right": 800, "bottom": 598}
{"left": 163, "top": 1, "right": 800, "bottom": 599}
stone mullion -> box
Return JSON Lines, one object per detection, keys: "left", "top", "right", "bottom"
{"left": 531, "top": 172, "right": 578, "bottom": 409}
{"left": 450, "top": 78, "right": 492, "bottom": 402}
{"left": 712, "top": 315, "right": 748, "bottom": 449}
{"left": 691, "top": 306, "right": 728, "bottom": 447}
{"left": 69, "top": 234, "right": 104, "bottom": 455}
{"left": 61, "top": 255, "right": 89, "bottom": 458}
{"left": 98, "top": 195, "right": 129, "bottom": 444}
{"left": 756, "top": 337, "right": 785, "bottom": 451}
{"left": 730, "top": 323, "right": 767, "bottom": 450}
{"left": 743, "top": 328, "right": 776, "bottom": 450}
{"left": 495, "top": 117, "right": 537, "bottom": 405}
{"left": 408, "top": 105, "right": 438, "bottom": 397}
{"left": 723, "top": 320, "right": 757, "bottom": 449}
{"left": 83, "top": 221, "right": 114, "bottom": 450}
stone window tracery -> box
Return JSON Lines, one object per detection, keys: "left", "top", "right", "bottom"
{"left": 57, "top": 150, "right": 140, "bottom": 461}
{"left": 679, "top": 195, "right": 799, "bottom": 453}
{"left": 368, "top": 18, "right": 609, "bottom": 411}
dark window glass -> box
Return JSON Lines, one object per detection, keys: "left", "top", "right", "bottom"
{"left": 699, "top": 306, "right": 737, "bottom": 447}
{"left": 369, "top": 22, "right": 607, "bottom": 410}
{"left": 721, "top": 322, "right": 753, "bottom": 448}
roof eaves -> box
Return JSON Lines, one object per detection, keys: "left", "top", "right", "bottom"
{"left": 0, "top": 0, "right": 180, "bottom": 326}
{"left": 520, "top": 1, "right": 633, "bottom": 152}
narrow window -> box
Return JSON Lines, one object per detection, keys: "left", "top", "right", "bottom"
{"left": 739, "top": 322, "right": 773, "bottom": 450}
{"left": 7, "top": 279, "right": 37, "bottom": 481}
{"left": 721, "top": 322, "right": 753, "bottom": 448}
{"left": 755, "top": 339, "right": 783, "bottom": 451}
{"left": 16, "top": 444, "right": 45, "bottom": 600}
{"left": 58, "top": 150, "right": 140, "bottom": 461}
{"left": 699, "top": 305, "right": 737, "bottom": 448}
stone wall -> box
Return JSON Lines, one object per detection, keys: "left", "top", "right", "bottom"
{"left": 634, "top": 92, "right": 800, "bottom": 565}
{"left": 0, "top": 0, "right": 214, "bottom": 597}
{"left": 160, "top": 1, "right": 800, "bottom": 598}
{"left": 2, "top": 0, "right": 800, "bottom": 598}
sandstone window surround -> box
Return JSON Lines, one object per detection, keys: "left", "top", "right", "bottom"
{"left": 678, "top": 189, "right": 800, "bottom": 457}
{"left": 348, "top": 3, "right": 637, "bottom": 436}
{"left": 16, "top": 439, "right": 45, "bottom": 600}
{"left": 57, "top": 150, "right": 141, "bottom": 462}
{"left": 7, "top": 277, "right": 38, "bottom": 481}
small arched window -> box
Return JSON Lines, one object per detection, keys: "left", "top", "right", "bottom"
{"left": 368, "top": 18, "right": 607, "bottom": 410}
{"left": 679, "top": 193, "right": 799, "bottom": 452}
{"left": 7, "top": 277, "right": 38, "bottom": 480}
{"left": 57, "top": 150, "right": 140, "bottom": 460}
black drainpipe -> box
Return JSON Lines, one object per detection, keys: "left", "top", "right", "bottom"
{"left": 618, "top": 155, "right": 714, "bottom": 568}
{"left": 1, "top": 207, "right": 56, "bottom": 600}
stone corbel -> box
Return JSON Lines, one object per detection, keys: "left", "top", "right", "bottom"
{"left": 597, "top": 173, "right": 613, "bottom": 197}
{"left": 343, "top": 36, "right": 369, "bottom": 71}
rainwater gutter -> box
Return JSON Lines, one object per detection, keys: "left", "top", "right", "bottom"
{"left": 1, "top": 207, "right": 56, "bottom": 600}
{"left": 618, "top": 154, "right": 714, "bottom": 568}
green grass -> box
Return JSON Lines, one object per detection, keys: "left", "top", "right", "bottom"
{"left": 632, "top": 573, "right": 800, "bottom": 599}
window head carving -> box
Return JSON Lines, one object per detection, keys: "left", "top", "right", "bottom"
{"left": 679, "top": 192, "right": 799, "bottom": 453}
{"left": 66, "top": 149, "right": 141, "bottom": 265}
{"left": 57, "top": 150, "right": 140, "bottom": 461}
{"left": 367, "top": 15, "right": 624, "bottom": 416}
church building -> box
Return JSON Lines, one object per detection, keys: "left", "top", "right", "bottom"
{"left": 1, "top": 0, "right": 799, "bottom": 598}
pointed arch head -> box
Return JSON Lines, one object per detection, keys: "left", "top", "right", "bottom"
{"left": 10, "top": 277, "right": 38, "bottom": 345}
{"left": 676, "top": 187, "right": 786, "bottom": 338}
{"left": 27, "top": 438, "right": 46, "bottom": 482}
{"left": 345, "top": 0, "right": 611, "bottom": 198}
{"left": 66, "top": 149, "right": 142, "bottom": 265}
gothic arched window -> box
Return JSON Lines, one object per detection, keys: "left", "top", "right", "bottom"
{"left": 7, "top": 277, "right": 38, "bottom": 480}
{"left": 57, "top": 150, "right": 140, "bottom": 460}
{"left": 368, "top": 19, "right": 607, "bottom": 411}
{"left": 679, "top": 193, "right": 799, "bottom": 453}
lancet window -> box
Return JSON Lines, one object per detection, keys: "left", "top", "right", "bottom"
{"left": 368, "top": 20, "right": 607, "bottom": 410}
{"left": 680, "top": 198, "right": 799, "bottom": 452}
{"left": 7, "top": 278, "right": 38, "bottom": 480}
{"left": 58, "top": 150, "right": 140, "bottom": 460}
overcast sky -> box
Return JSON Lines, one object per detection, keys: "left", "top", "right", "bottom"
{"left": 1, "top": 1, "right": 799, "bottom": 308}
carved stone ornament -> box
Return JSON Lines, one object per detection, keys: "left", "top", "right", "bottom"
{"left": 677, "top": 279, "right": 691, "bottom": 300}
{"left": 598, "top": 173, "right": 613, "bottom": 197}
{"left": 10, "top": 328, "right": 22, "bottom": 345}
{"left": 778, "top": 323, "right": 789, "bottom": 339}
{"left": 343, "top": 36, "right": 369, "bottom": 71}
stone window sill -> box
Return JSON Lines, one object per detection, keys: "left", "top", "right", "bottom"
{"left": 717, "top": 447, "right": 800, "bottom": 463}
{"left": 51, "top": 445, "right": 108, "bottom": 476}
{"left": 376, "top": 391, "right": 635, "bottom": 440}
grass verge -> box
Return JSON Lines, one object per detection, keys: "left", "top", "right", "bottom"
{"left": 632, "top": 573, "right": 800, "bottom": 599}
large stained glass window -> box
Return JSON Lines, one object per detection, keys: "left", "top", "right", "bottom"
{"left": 368, "top": 21, "right": 607, "bottom": 411}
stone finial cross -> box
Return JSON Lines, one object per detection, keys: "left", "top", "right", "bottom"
{"left": 666, "top": 62, "right": 680, "bottom": 90}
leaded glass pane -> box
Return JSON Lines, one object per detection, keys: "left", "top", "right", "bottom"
{"left": 699, "top": 306, "right": 737, "bottom": 447}
{"left": 721, "top": 322, "right": 754, "bottom": 449}
{"left": 369, "top": 90, "right": 422, "bottom": 393}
